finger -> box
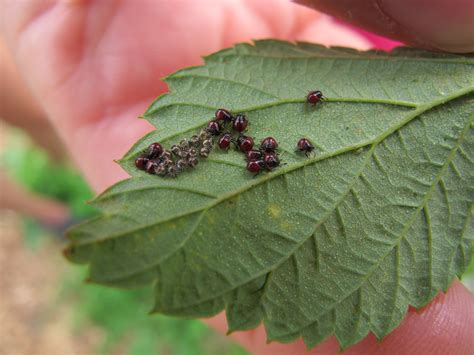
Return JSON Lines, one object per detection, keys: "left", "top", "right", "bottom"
{"left": 295, "top": 0, "right": 474, "bottom": 53}
{"left": 206, "top": 280, "right": 474, "bottom": 354}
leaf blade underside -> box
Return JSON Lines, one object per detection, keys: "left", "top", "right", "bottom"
{"left": 66, "top": 41, "right": 474, "bottom": 350}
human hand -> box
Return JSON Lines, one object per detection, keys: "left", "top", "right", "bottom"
{"left": 1, "top": 0, "right": 472, "bottom": 354}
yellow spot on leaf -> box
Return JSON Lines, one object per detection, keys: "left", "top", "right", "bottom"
{"left": 268, "top": 204, "right": 281, "bottom": 218}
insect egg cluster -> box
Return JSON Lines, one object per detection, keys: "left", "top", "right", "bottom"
{"left": 134, "top": 128, "right": 214, "bottom": 178}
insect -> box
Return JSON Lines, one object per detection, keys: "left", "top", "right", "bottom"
{"left": 296, "top": 138, "right": 315, "bottom": 157}
{"left": 218, "top": 133, "right": 233, "bottom": 150}
{"left": 166, "top": 165, "right": 178, "bottom": 178}
{"left": 202, "top": 138, "right": 213, "bottom": 149}
{"left": 260, "top": 137, "right": 278, "bottom": 152}
{"left": 199, "top": 147, "right": 210, "bottom": 157}
{"left": 236, "top": 135, "right": 254, "bottom": 152}
{"left": 232, "top": 114, "right": 248, "bottom": 132}
{"left": 155, "top": 163, "right": 167, "bottom": 176}
{"left": 215, "top": 108, "right": 233, "bottom": 122}
{"left": 134, "top": 156, "right": 149, "bottom": 170}
{"left": 187, "top": 157, "right": 199, "bottom": 168}
{"left": 161, "top": 150, "right": 172, "bottom": 160}
{"left": 147, "top": 142, "right": 163, "bottom": 159}
{"left": 246, "top": 160, "right": 264, "bottom": 174}
{"left": 189, "top": 135, "right": 201, "bottom": 147}
{"left": 145, "top": 160, "right": 159, "bottom": 174}
{"left": 199, "top": 128, "right": 211, "bottom": 141}
{"left": 207, "top": 120, "right": 221, "bottom": 136}
{"left": 306, "top": 90, "right": 325, "bottom": 105}
{"left": 171, "top": 144, "right": 182, "bottom": 157}
{"left": 263, "top": 153, "right": 280, "bottom": 170}
{"left": 245, "top": 150, "right": 263, "bottom": 161}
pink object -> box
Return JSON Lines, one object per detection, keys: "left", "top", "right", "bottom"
{"left": 355, "top": 27, "right": 403, "bottom": 50}
{"left": 335, "top": 19, "right": 403, "bottom": 51}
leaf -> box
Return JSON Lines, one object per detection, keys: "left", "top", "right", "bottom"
{"left": 66, "top": 41, "right": 474, "bottom": 350}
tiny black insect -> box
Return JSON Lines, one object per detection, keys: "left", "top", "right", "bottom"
{"left": 306, "top": 90, "right": 325, "bottom": 105}
{"left": 297, "top": 138, "right": 315, "bottom": 157}
{"left": 232, "top": 114, "right": 248, "bottom": 132}
{"left": 147, "top": 142, "right": 163, "bottom": 159}
{"left": 215, "top": 108, "right": 233, "bottom": 122}
{"left": 237, "top": 135, "right": 254, "bottom": 152}
{"left": 218, "top": 133, "right": 233, "bottom": 150}
{"left": 260, "top": 137, "right": 278, "bottom": 152}
{"left": 207, "top": 120, "right": 221, "bottom": 136}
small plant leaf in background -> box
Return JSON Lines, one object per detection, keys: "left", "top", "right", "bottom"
{"left": 66, "top": 41, "right": 474, "bottom": 350}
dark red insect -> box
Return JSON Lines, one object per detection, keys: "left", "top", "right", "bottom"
{"left": 247, "top": 160, "right": 264, "bottom": 174}
{"left": 218, "top": 133, "right": 233, "bottom": 150}
{"left": 260, "top": 137, "right": 278, "bottom": 152}
{"left": 135, "top": 156, "right": 149, "bottom": 170}
{"left": 232, "top": 114, "right": 248, "bottom": 132}
{"left": 147, "top": 142, "right": 163, "bottom": 158}
{"left": 145, "top": 160, "right": 159, "bottom": 174}
{"left": 215, "top": 108, "right": 233, "bottom": 122}
{"left": 306, "top": 90, "right": 324, "bottom": 105}
{"left": 297, "top": 138, "right": 315, "bottom": 157}
{"left": 207, "top": 120, "right": 221, "bottom": 136}
{"left": 246, "top": 150, "right": 263, "bottom": 161}
{"left": 237, "top": 135, "right": 254, "bottom": 152}
{"left": 263, "top": 153, "right": 280, "bottom": 170}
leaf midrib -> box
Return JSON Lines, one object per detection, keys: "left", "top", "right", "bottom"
{"left": 86, "top": 88, "right": 472, "bottom": 286}
{"left": 143, "top": 95, "right": 418, "bottom": 118}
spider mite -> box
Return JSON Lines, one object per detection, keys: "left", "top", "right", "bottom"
{"left": 306, "top": 90, "right": 325, "bottom": 105}
{"left": 296, "top": 138, "right": 315, "bottom": 157}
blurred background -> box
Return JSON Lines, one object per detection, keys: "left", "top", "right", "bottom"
{"left": 0, "top": 121, "right": 249, "bottom": 355}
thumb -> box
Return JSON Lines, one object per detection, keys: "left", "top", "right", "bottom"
{"left": 295, "top": 0, "right": 474, "bottom": 53}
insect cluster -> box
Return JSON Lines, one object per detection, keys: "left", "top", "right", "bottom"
{"left": 134, "top": 128, "right": 214, "bottom": 177}
{"left": 135, "top": 91, "right": 322, "bottom": 178}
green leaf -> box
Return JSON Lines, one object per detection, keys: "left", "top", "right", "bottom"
{"left": 66, "top": 41, "right": 474, "bottom": 350}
